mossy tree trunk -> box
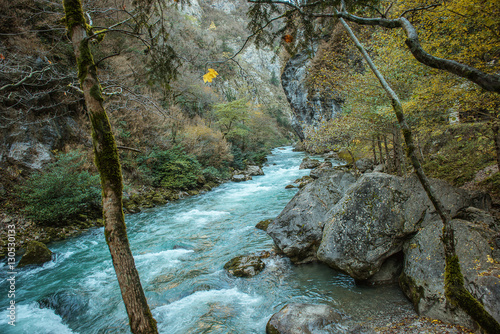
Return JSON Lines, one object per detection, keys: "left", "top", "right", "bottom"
{"left": 62, "top": 1, "right": 158, "bottom": 333}
{"left": 339, "top": 17, "right": 500, "bottom": 334}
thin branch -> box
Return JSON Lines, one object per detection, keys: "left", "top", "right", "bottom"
{"left": 0, "top": 66, "right": 50, "bottom": 91}
{"left": 400, "top": 3, "right": 441, "bottom": 17}
{"left": 95, "top": 52, "right": 121, "bottom": 67}
{"left": 117, "top": 145, "right": 142, "bottom": 153}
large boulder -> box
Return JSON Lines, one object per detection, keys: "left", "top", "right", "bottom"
{"left": 266, "top": 303, "right": 342, "bottom": 334}
{"left": 355, "top": 158, "right": 374, "bottom": 173}
{"left": 317, "top": 173, "right": 491, "bottom": 281}
{"left": 18, "top": 240, "right": 52, "bottom": 267}
{"left": 317, "top": 173, "right": 409, "bottom": 280}
{"left": 267, "top": 171, "right": 356, "bottom": 263}
{"left": 400, "top": 218, "right": 500, "bottom": 328}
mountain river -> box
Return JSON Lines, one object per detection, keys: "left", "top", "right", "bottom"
{"left": 0, "top": 147, "right": 414, "bottom": 333}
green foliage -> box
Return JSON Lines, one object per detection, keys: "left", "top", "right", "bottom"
{"left": 202, "top": 166, "right": 230, "bottom": 182}
{"left": 422, "top": 123, "right": 495, "bottom": 186}
{"left": 16, "top": 151, "right": 102, "bottom": 226}
{"left": 138, "top": 147, "right": 203, "bottom": 190}
{"left": 230, "top": 146, "right": 246, "bottom": 170}
{"left": 213, "top": 98, "right": 250, "bottom": 140}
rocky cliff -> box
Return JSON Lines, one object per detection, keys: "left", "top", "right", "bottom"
{"left": 281, "top": 50, "right": 342, "bottom": 140}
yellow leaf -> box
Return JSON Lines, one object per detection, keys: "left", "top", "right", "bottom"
{"left": 203, "top": 68, "right": 218, "bottom": 83}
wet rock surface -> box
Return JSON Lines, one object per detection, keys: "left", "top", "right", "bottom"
{"left": 267, "top": 171, "right": 356, "bottom": 263}
{"left": 270, "top": 169, "right": 499, "bottom": 328}
{"left": 266, "top": 303, "right": 342, "bottom": 334}
{"left": 224, "top": 254, "right": 266, "bottom": 277}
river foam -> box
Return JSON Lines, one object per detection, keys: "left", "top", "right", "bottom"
{"left": 0, "top": 303, "right": 74, "bottom": 334}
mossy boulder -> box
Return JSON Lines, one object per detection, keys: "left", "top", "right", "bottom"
{"left": 317, "top": 173, "right": 491, "bottom": 280}
{"left": 224, "top": 254, "right": 265, "bottom": 277}
{"left": 256, "top": 219, "right": 273, "bottom": 231}
{"left": 18, "top": 241, "right": 52, "bottom": 267}
{"left": 400, "top": 218, "right": 500, "bottom": 329}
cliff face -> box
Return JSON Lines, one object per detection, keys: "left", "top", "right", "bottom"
{"left": 281, "top": 50, "right": 341, "bottom": 140}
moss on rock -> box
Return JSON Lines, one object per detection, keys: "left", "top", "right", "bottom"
{"left": 256, "top": 219, "right": 273, "bottom": 231}
{"left": 18, "top": 241, "right": 52, "bottom": 267}
{"left": 224, "top": 254, "right": 265, "bottom": 278}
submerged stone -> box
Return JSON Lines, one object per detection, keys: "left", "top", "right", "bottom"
{"left": 38, "top": 290, "right": 89, "bottom": 322}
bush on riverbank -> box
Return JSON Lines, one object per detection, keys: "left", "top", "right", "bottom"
{"left": 15, "top": 151, "right": 102, "bottom": 226}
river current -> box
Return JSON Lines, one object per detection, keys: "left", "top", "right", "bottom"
{"left": 0, "top": 147, "right": 413, "bottom": 333}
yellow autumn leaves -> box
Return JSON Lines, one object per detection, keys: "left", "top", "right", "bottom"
{"left": 203, "top": 68, "right": 218, "bottom": 83}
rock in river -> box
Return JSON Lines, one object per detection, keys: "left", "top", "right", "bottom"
{"left": 267, "top": 171, "right": 357, "bottom": 264}
{"left": 266, "top": 303, "right": 342, "bottom": 334}
{"left": 18, "top": 240, "right": 52, "bottom": 267}
{"left": 224, "top": 254, "right": 265, "bottom": 277}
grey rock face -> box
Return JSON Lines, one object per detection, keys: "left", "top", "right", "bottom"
{"left": 267, "top": 171, "right": 356, "bottom": 263}
{"left": 400, "top": 219, "right": 500, "bottom": 328}
{"left": 281, "top": 51, "right": 341, "bottom": 140}
{"left": 299, "top": 157, "right": 321, "bottom": 170}
{"left": 317, "top": 173, "right": 491, "bottom": 280}
{"left": 317, "top": 173, "right": 409, "bottom": 280}
{"left": 3, "top": 116, "right": 82, "bottom": 169}
{"left": 355, "top": 158, "right": 374, "bottom": 173}
{"left": 266, "top": 303, "right": 342, "bottom": 334}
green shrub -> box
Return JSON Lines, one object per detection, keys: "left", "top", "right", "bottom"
{"left": 138, "top": 147, "right": 203, "bottom": 190}
{"left": 16, "top": 151, "right": 102, "bottom": 226}
{"left": 202, "top": 166, "right": 230, "bottom": 182}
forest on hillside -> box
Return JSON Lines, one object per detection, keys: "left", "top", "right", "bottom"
{"left": 0, "top": 0, "right": 294, "bottom": 226}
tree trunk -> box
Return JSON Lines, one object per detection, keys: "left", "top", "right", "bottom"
{"left": 392, "top": 127, "right": 401, "bottom": 176}
{"left": 372, "top": 136, "right": 378, "bottom": 164}
{"left": 384, "top": 135, "right": 390, "bottom": 173}
{"left": 62, "top": 1, "right": 158, "bottom": 333}
{"left": 377, "top": 135, "right": 384, "bottom": 165}
{"left": 339, "top": 17, "right": 500, "bottom": 334}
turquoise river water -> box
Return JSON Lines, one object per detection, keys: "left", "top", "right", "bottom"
{"left": 0, "top": 147, "right": 413, "bottom": 333}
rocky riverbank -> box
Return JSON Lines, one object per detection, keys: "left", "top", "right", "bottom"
{"left": 265, "top": 157, "right": 500, "bottom": 333}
